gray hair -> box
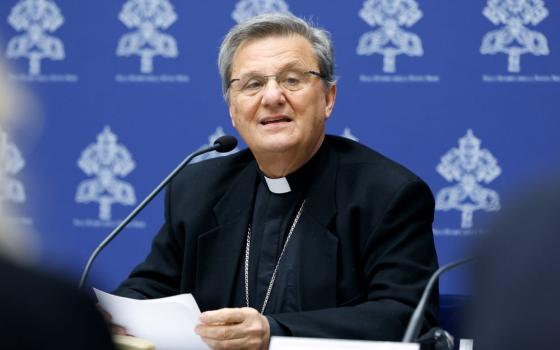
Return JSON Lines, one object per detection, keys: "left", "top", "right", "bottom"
{"left": 218, "top": 13, "right": 335, "bottom": 100}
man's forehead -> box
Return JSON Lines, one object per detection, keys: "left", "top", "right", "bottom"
{"left": 231, "top": 34, "right": 318, "bottom": 74}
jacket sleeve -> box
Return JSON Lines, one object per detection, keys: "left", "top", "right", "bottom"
{"left": 269, "top": 180, "right": 439, "bottom": 341}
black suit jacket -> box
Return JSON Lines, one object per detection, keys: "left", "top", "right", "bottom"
{"left": 115, "top": 135, "right": 439, "bottom": 341}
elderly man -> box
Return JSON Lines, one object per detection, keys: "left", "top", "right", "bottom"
{"left": 114, "top": 14, "right": 438, "bottom": 349}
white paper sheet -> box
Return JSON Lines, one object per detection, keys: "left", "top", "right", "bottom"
{"left": 269, "top": 336, "right": 420, "bottom": 350}
{"left": 94, "top": 288, "right": 208, "bottom": 350}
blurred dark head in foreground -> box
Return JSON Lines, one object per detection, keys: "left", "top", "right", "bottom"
{"left": 0, "top": 59, "right": 115, "bottom": 350}
{"left": 470, "top": 178, "right": 560, "bottom": 350}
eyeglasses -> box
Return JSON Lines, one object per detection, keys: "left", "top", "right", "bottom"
{"left": 228, "top": 69, "right": 326, "bottom": 96}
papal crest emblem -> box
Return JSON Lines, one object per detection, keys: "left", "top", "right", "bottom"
{"left": 480, "top": 0, "right": 549, "bottom": 73}
{"left": 75, "top": 126, "right": 136, "bottom": 221}
{"left": 5, "top": 0, "right": 66, "bottom": 76}
{"left": 232, "top": 0, "right": 291, "bottom": 24}
{"left": 357, "top": 0, "right": 424, "bottom": 73}
{"left": 116, "top": 0, "right": 179, "bottom": 74}
{"left": 435, "top": 130, "right": 501, "bottom": 229}
{"left": 341, "top": 128, "right": 359, "bottom": 142}
{"left": 0, "top": 129, "right": 26, "bottom": 204}
{"left": 193, "top": 127, "right": 240, "bottom": 163}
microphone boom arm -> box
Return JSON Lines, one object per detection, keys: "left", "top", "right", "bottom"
{"left": 402, "top": 258, "right": 474, "bottom": 342}
{"left": 78, "top": 143, "right": 222, "bottom": 289}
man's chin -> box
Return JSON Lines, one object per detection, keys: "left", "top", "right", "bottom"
{"left": 254, "top": 138, "right": 299, "bottom": 154}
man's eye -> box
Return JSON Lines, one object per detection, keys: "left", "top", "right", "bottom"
{"left": 282, "top": 73, "right": 302, "bottom": 87}
{"left": 243, "top": 79, "right": 264, "bottom": 90}
{"left": 284, "top": 77, "right": 301, "bottom": 86}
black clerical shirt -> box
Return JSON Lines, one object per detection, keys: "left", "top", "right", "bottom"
{"left": 231, "top": 143, "right": 326, "bottom": 335}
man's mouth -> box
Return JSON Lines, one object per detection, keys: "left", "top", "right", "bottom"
{"left": 260, "top": 115, "right": 292, "bottom": 125}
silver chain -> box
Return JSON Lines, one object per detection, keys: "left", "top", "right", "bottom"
{"left": 244, "top": 199, "right": 306, "bottom": 314}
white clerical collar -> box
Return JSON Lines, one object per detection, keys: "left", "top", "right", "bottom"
{"left": 264, "top": 176, "right": 291, "bottom": 194}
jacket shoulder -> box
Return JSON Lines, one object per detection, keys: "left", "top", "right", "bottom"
{"left": 169, "top": 148, "right": 253, "bottom": 201}
{"left": 327, "top": 135, "right": 425, "bottom": 187}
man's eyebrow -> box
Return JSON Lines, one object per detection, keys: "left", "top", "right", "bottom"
{"left": 235, "top": 61, "right": 311, "bottom": 78}
{"left": 235, "top": 69, "right": 261, "bottom": 78}
{"left": 278, "top": 61, "right": 308, "bottom": 70}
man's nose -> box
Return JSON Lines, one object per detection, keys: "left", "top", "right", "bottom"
{"left": 260, "top": 78, "right": 285, "bottom": 106}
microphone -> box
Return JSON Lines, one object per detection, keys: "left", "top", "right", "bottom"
{"left": 78, "top": 135, "right": 238, "bottom": 289}
{"left": 213, "top": 135, "right": 237, "bottom": 153}
{"left": 402, "top": 258, "right": 473, "bottom": 343}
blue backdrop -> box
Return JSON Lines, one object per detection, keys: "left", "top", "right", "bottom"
{"left": 0, "top": 0, "right": 558, "bottom": 295}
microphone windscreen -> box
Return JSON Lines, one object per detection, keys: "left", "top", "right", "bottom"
{"left": 213, "top": 135, "right": 238, "bottom": 153}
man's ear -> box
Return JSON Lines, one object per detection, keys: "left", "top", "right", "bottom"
{"left": 228, "top": 102, "right": 237, "bottom": 128}
{"left": 324, "top": 83, "right": 337, "bottom": 119}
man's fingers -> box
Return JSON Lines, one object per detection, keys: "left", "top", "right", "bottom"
{"left": 111, "top": 324, "right": 128, "bottom": 336}
{"left": 201, "top": 336, "right": 256, "bottom": 350}
{"left": 199, "top": 308, "right": 247, "bottom": 324}
{"left": 196, "top": 307, "right": 269, "bottom": 349}
{"left": 195, "top": 323, "right": 245, "bottom": 341}
{"left": 97, "top": 304, "right": 129, "bottom": 335}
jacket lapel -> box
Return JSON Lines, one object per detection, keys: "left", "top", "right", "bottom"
{"left": 294, "top": 142, "right": 339, "bottom": 309}
{"left": 300, "top": 140, "right": 338, "bottom": 229}
{"left": 195, "top": 161, "right": 257, "bottom": 311}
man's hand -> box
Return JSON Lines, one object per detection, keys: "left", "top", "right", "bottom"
{"left": 195, "top": 307, "right": 270, "bottom": 350}
{"left": 97, "top": 304, "right": 128, "bottom": 335}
